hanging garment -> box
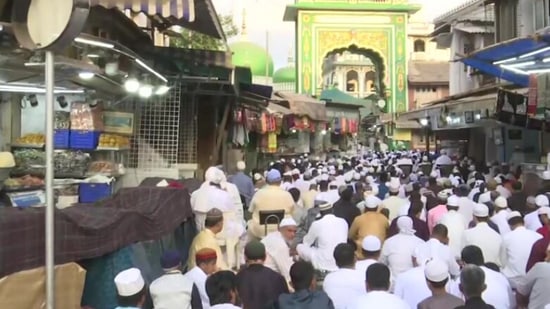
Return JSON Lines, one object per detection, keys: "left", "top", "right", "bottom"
{"left": 341, "top": 118, "right": 348, "bottom": 134}
{"left": 260, "top": 113, "right": 268, "bottom": 134}
{"left": 268, "top": 133, "right": 277, "bottom": 153}
{"left": 333, "top": 117, "right": 341, "bottom": 133}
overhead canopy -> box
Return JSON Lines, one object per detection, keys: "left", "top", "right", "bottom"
{"left": 320, "top": 88, "right": 369, "bottom": 107}
{"left": 266, "top": 103, "right": 292, "bottom": 115}
{"left": 460, "top": 33, "right": 550, "bottom": 87}
{"left": 90, "top": 0, "right": 195, "bottom": 22}
{"left": 273, "top": 91, "right": 327, "bottom": 121}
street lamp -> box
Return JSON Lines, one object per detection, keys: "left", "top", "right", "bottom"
{"left": 419, "top": 117, "right": 431, "bottom": 153}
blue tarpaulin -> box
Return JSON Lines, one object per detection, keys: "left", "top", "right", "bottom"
{"left": 460, "top": 34, "right": 550, "bottom": 87}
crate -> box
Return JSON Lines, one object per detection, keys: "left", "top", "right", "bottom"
{"left": 54, "top": 129, "right": 70, "bottom": 149}
{"left": 79, "top": 183, "right": 112, "bottom": 203}
{"left": 70, "top": 130, "right": 100, "bottom": 150}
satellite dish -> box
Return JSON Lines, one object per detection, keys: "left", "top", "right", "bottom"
{"left": 12, "top": 0, "right": 90, "bottom": 51}
{"left": 377, "top": 99, "right": 386, "bottom": 108}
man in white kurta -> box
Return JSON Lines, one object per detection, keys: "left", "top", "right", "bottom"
{"left": 438, "top": 195, "right": 467, "bottom": 259}
{"left": 184, "top": 248, "right": 220, "bottom": 309}
{"left": 380, "top": 216, "right": 424, "bottom": 277}
{"left": 491, "top": 197, "right": 511, "bottom": 235}
{"left": 261, "top": 218, "right": 297, "bottom": 284}
{"left": 461, "top": 203, "right": 502, "bottom": 266}
{"left": 191, "top": 167, "right": 234, "bottom": 231}
{"left": 323, "top": 243, "right": 366, "bottom": 309}
{"left": 297, "top": 203, "right": 348, "bottom": 271}
{"left": 414, "top": 224, "right": 461, "bottom": 278}
{"left": 500, "top": 211, "right": 542, "bottom": 289}
{"left": 150, "top": 250, "right": 202, "bottom": 309}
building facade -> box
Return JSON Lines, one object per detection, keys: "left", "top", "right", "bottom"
{"left": 284, "top": 0, "right": 420, "bottom": 115}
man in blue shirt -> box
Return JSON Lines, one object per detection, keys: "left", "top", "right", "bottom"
{"left": 229, "top": 161, "right": 255, "bottom": 208}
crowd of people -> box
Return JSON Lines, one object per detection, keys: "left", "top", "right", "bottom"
{"left": 111, "top": 150, "right": 550, "bottom": 309}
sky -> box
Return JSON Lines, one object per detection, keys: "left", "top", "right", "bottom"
{"left": 211, "top": 0, "right": 471, "bottom": 70}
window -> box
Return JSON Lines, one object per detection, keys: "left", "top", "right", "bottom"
{"left": 535, "top": 0, "right": 548, "bottom": 30}
{"left": 346, "top": 70, "right": 359, "bottom": 92}
{"left": 414, "top": 39, "right": 425, "bottom": 52}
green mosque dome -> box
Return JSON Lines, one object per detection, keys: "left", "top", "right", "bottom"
{"left": 230, "top": 41, "right": 274, "bottom": 77}
{"left": 273, "top": 66, "right": 296, "bottom": 83}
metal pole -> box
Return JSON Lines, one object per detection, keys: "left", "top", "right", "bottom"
{"left": 45, "top": 50, "right": 55, "bottom": 309}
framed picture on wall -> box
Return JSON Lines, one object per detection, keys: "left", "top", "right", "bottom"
{"left": 102, "top": 111, "right": 134, "bottom": 135}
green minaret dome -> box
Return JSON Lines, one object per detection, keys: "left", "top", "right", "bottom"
{"left": 230, "top": 41, "right": 274, "bottom": 77}
{"left": 273, "top": 66, "right": 296, "bottom": 83}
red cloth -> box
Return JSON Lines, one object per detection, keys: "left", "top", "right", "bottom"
{"left": 526, "top": 236, "right": 550, "bottom": 272}
{"left": 167, "top": 181, "right": 184, "bottom": 188}
{"left": 537, "top": 225, "right": 550, "bottom": 239}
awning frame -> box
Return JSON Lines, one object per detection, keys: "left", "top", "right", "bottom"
{"left": 459, "top": 31, "right": 550, "bottom": 87}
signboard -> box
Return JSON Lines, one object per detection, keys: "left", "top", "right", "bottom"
{"left": 528, "top": 74, "right": 538, "bottom": 116}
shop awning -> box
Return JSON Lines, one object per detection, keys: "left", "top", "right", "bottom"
{"left": 460, "top": 33, "right": 550, "bottom": 87}
{"left": 273, "top": 91, "right": 327, "bottom": 121}
{"left": 90, "top": 0, "right": 195, "bottom": 22}
{"left": 266, "top": 103, "right": 292, "bottom": 115}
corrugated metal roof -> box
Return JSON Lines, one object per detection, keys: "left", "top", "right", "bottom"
{"left": 454, "top": 24, "right": 494, "bottom": 34}
{"left": 408, "top": 61, "right": 450, "bottom": 84}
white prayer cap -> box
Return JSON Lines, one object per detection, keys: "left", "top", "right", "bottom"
{"left": 361, "top": 235, "right": 381, "bottom": 251}
{"left": 366, "top": 175, "right": 374, "bottom": 184}
{"left": 494, "top": 196, "right": 508, "bottom": 209}
{"left": 543, "top": 171, "right": 550, "bottom": 180}
{"left": 447, "top": 195, "right": 459, "bottom": 207}
{"left": 205, "top": 167, "right": 223, "bottom": 184}
{"left": 368, "top": 167, "right": 375, "bottom": 173}
{"left": 236, "top": 161, "right": 246, "bottom": 170}
{"left": 253, "top": 173, "right": 264, "bottom": 181}
{"left": 344, "top": 174, "right": 353, "bottom": 182}
{"left": 468, "top": 165, "right": 476, "bottom": 172}
{"left": 507, "top": 211, "right": 522, "bottom": 221}
{"left": 292, "top": 168, "right": 300, "bottom": 175}
{"left": 538, "top": 207, "right": 550, "bottom": 216}
{"left": 283, "top": 171, "right": 292, "bottom": 177}
{"left": 437, "top": 189, "right": 452, "bottom": 200}
{"left": 321, "top": 167, "right": 328, "bottom": 174}
{"left": 329, "top": 170, "right": 336, "bottom": 176}
{"left": 473, "top": 203, "right": 489, "bottom": 217}
{"left": 397, "top": 216, "right": 415, "bottom": 234}
{"left": 389, "top": 178, "right": 400, "bottom": 193}
{"left": 114, "top": 268, "right": 145, "bottom": 297}
{"left": 424, "top": 259, "right": 449, "bottom": 282}
{"left": 291, "top": 158, "right": 296, "bottom": 164}
{"left": 280, "top": 218, "right": 297, "bottom": 227}
{"left": 320, "top": 174, "right": 330, "bottom": 181}
{"left": 422, "top": 155, "right": 428, "bottom": 162}
{"left": 494, "top": 177, "right": 502, "bottom": 184}
{"left": 536, "top": 195, "right": 549, "bottom": 207}
{"left": 319, "top": 201, "right": 333, "bottom": 212}
{"left": 364, "top": 195, "right": 380, "bottom": 209}
{"left": 338, "top": 164, "right": 344, "bottom": 170}
{"left": 280, "top": 158, "right": 286, "bottom": 163}
{"left": 430, "top": 171, "right": 439, "bottom": 178}
{"left": 353, "top": 172, "right": 361, "bottom": 180}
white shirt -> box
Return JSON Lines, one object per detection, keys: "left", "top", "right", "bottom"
{"left": 262, "top": 231, "right": 293, "bottom": 282}
{"left": 525, "top": 210, "right": 543, "bottom": 231}
{"left": 394, "top": 266, "right": 449, "bottom": 309}
{"left": 294, "top": 178, "right": 310, "bottom": 195}
{"left": 301, "top": 214, "right": 348, "bottom": 271}
{"left": 346, "top": 291, "right": 409, "bottom": 309}
{"left": 281, "top": 181, "right": 293, "bottom": 191}
{"left": 438, "top": 210, "right": 467, "bottom": 258}
{"left": 150, "top": 271, "right": 194, "bottom": 309}
{"left": 501, "top": 226, "right": 542, "bottom": 279}
{"left": 183, "top": 267, "right": 210, "bottom": 309}
{"left": 355, "top": 259, "right": 378, "bottom": 277}
{"left": 316, "top": 191, "right": 340, "bottom": 205}
{"left": 491, "top": 210, "right": 512, "bottom": 235}
{"left": 191, "top": 184, "right": 234, "bottom": 231}
{"left": 380, "top": 233, "right": 425, "bottom": 277}
{"left": 461, "top": 222, "right": 503, "bottom": 266}
{"left": 496, "top": 185, "right": 511, "bottom": 199}
{"left": 382, "top": 196, "right": 409, "bottom": 222}
{"left": 210, "top": 304, "right": 241, "bottom": 309}
{"left": 323, "top": 268, "right": 366, "bottom": 309}
{"left": 457, "top": 197, "right": 475, "bottom": 224}
{"left": 450, "top": 266, "right": 515, "bottom": 309}
{"left": 414, "top": 238, "right": 460, "bottom": 277}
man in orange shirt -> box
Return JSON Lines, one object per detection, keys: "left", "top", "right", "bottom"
{"left": 349, "top": 195, "right": 389, "bottom": 259}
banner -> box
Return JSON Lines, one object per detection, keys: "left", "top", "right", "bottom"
{"left": 528, "top": 74, "right": 538, "bottom": 116}
{"left": 496, "top": 89, "right": 528, "bottom": 127}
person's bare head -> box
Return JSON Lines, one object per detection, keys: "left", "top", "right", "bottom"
{"left": 459, "top": 265, "right": 487, "bottom": 300}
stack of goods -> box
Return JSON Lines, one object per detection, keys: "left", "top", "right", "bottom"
{"left": 88, "top": 161, "right": 119, "bottom": 175}
{"left": 70, "top": 102, "right": 104, "bottom": 150}
{"left": 12, "top": 149, "right": 45, "bottom": 175}
{"left": 15, "top": 134, "right": 45, "bottom": 147}
{"left": 54, "top": 111, "right": 71, "bottom": 149}
{"left": 3, "top": 175, "right": 45, "bottom": 191}
{"left": 54, "top": 151, "right": 91, "bottom": 178}
{"left": 98, "top": 134, "right": 130, "bottom": 149}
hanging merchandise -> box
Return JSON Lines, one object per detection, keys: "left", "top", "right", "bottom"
{"left": 333, "top": 117, "right": 341, "bottom": 133}
{"left": 341, "top": 118, "right": 348, "bottom": 134}
{"left": 267, "top": 132, "right": 277, "bottom": 153}
{"left": 260, "top": 113, "right": 268, "bottom": 134}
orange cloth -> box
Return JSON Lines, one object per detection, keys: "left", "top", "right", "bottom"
{"left": 267, "top": 133, "right": 277, "bottom": 153}
{"left": 349, "top": 212, "right": 389, "bottom": 259}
